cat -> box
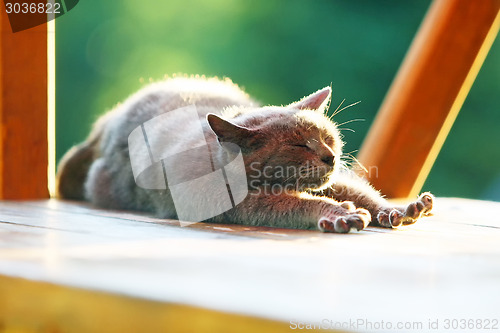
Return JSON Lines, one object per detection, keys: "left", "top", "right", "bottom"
{"left": 56, "top": 76, "right": 433, "bottom": 233}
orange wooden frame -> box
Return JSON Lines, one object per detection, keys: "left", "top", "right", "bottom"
{"left": 0, "top": 9, "right": 49, "bottom": 199}
{"left": 357, "top": 0, "right": 500, "bottom": 198}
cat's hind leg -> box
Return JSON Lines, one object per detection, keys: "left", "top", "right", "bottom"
{"left": 85, "top": 158, "right": 120, "bottom": 209}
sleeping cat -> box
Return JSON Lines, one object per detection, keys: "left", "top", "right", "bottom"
{"left": 57, "top": 76, "right": 433, "bottom": 233}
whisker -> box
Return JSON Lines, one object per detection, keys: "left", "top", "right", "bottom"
{"left": 338, "top": 127, "right": 355, "bottom": 133}
{"left": 345, "top": 154, "right": 368, "bottom": 173}
{"left": 344, "top": 150, "right": 359, "bottom": 156}
{"left": 331, "top": 99, "right": 346, "bottom": 117}
{"left": 331, "top": 100, "right": 361, "bottom": 118}
{"left": 336, "top": 118, "right": 365, "bottom": 127}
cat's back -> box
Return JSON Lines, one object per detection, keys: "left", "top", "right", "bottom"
{"left": 57, "top": 76, "right": 256, "bottom": 201}
{"left": 115, "top": 76, "right": 256, "bottom": 122}
{"left": 99, "top": 76, "right": 258, "bottom": 152}
{"left": 98, "top": 77, "right": 254, "bottom": 143}
{"left": 153, "top": 76, "right": 256, "bottom": 108}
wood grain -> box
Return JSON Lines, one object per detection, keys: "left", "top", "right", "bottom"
{"left": 0, "top": 8, "right": 48, "bottom": 199}
{"left": 0, "top": 199, "right": 500, "bottom": 331}
{"left": 357, "top": 0, "right": 500, "bottom": 199}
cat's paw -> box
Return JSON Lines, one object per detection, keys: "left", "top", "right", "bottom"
{"left": 376, "top": 192, "right": 434, "bottom": 228}
{"left": 318, "top": 203, "right": 371, "bottom": 233}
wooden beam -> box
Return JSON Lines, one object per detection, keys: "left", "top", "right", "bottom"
{"left": 1, "top": 198, "right": 500, "bottom": 330}
{"left": 357, "top": 0, "right": 500, "bottom": 199}
{"left": 0, "top": 10, "right": 49, "bottom": 199}
{"left": 0, "top": 275, "right": 304, "bottom": 333}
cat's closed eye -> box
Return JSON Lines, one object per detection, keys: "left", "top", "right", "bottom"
{"left": 323, "top": 136, "right": 335, "bottom": 146}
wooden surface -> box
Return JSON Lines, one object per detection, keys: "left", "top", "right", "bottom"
{"left": 357, "top": 0, "right": 500, "bottom": 199}
{"left": 0, "top": 275, "right": 300, "bottom": 333}
{"left": 0, "top": 8, "right": 49, "bottom": 199}
{"left": 1, "top": 198, "right": 500, "bottom": 332}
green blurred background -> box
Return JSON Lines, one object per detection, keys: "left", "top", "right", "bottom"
{"left": 56, "top": 0, "right": 500, "bottom": 201}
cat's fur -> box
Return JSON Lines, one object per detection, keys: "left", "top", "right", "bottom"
{"left": 57, "top": 76, "right": 433, "bottom": 233}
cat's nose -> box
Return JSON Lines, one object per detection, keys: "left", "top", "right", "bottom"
{"left": 321, "top": 155, "right": 335, "bottom": 167}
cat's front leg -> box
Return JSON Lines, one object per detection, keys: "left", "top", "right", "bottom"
{"left": 218, "top": 190, "right": 371, "bottom": 233}
{"left": 320, "top": 171, "right": 434, "bottom": 228}
{"left": 317, "top": 199, "right": 371, "bottom": 233}
{"left": 376, "top": 192, "right": 434, "bottom": 228}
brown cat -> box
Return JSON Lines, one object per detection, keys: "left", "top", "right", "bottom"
{"left": 57, "top": 76, "right": 433, "bottom": 233}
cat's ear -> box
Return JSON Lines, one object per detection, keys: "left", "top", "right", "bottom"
{"left": 206, "top": 114, "right": 253, "bottom": 144}
{"left": 289, "top": 86, "right": 331, "bottom": 112}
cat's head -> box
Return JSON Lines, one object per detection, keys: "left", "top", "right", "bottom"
{"left": 207, "top": 87, "right": 343, "bottom": 191}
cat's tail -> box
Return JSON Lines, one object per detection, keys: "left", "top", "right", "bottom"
{"left": 56, "top": 130, "right": 101, "bottom": 200}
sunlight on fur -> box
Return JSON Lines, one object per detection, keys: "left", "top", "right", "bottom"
{"left": 56, "top": 75, "right": 434, "bottom": 233}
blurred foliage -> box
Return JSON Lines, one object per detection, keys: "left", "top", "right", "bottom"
{"left": 56, "top": 0, "right": 500, "bottom": 201}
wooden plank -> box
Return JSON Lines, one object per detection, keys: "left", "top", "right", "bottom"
{"left": 0, "top": 275, "right": 306, "bottom": 333}
{"left": 357, "top": 0, "right": 500, "bottom": 199}
{"left": 0, "top": 8, "right": 49, "bottom": 199}
{"left": 1, "top": 199, "right": 500, "bottom": 331}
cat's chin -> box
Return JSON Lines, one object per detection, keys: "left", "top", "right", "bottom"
{"left": 306, "top": 175, "right": 336, "bottom": 192}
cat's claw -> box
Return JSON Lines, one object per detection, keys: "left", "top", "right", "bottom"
{"left": 377, "top": 209, "right": 405, "bottom": 228}
{"left": 376, "top": 192, "right": 434, "bottom": 228}
{"left": 340, "top": 201, "right": 356, "bottom": 211}
{"left": 418, "top": 192, "right": 433, "bottom": 214}
{"left": 319, "top": 208, "right": 371, "bottom": 233}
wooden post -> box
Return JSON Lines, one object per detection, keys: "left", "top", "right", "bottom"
{"left": 357, "top": 0, "right": 500, "bottom": 199}
{"left": 0, "top": 10, "right": 49, "bottom": 199}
